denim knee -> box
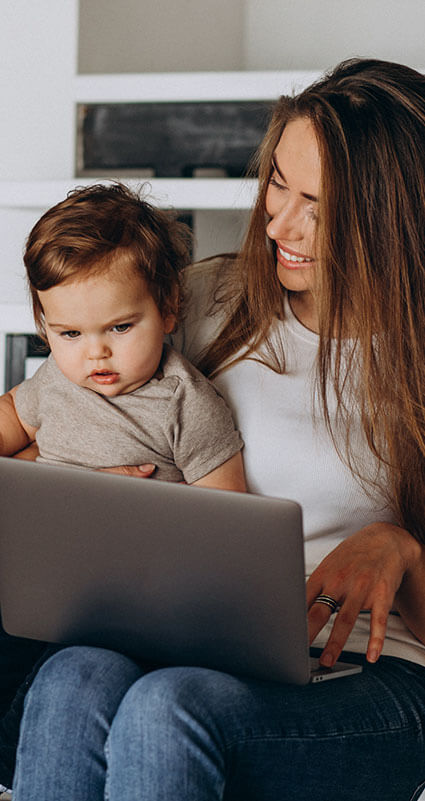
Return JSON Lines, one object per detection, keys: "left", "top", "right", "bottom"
{"left": 110, "top": 665, "right": 245, "bottom": 744}
{"left": 24, "top": 645, "right": 142, "bottom": 710}
{"left": 14, "top": 648, "right": 144, "bottom": 801}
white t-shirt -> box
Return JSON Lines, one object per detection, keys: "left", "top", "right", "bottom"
{"left": 171, "top": 257, "right": 425, "bottom": 666}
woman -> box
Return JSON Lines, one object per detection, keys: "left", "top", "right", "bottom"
{"left": 11, "top": 58, "right": 425, "bottom": 800}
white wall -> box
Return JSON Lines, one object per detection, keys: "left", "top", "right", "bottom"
{"left": 0, "top": 0, "right": 79, "bottom": 325}
{"left": 78, "top": 0, "right": 425, "bottom": 74}
{"left": 0, "top": 0, "right": 79, "bottom": 321}
{"left": 244, "top": 0, "right": 425, "bottom": 71}
{"left": 1, "top": 0, "right": 78, "bottom": 180}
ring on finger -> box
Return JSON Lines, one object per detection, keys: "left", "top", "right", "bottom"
{"left": 314, "top": 594, "right": 340, "bottom": 614}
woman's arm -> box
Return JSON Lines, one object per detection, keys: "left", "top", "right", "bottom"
{"left": 306, "top": 521, "right": 422, "bottom": 667}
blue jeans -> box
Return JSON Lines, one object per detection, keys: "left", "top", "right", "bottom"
{"left": 12, "top": 646, "right": 425, "bottom": 801}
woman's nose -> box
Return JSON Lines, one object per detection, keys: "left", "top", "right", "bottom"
{"left": 266, "top": 203, "right": 303, "bottom": 242}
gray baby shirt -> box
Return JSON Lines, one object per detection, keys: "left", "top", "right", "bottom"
{"left": 15, "top": 344, "right": 243, "bottom": 483}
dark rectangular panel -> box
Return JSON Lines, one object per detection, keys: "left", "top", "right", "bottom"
{"left": 5, "top": 335, "right": 50, "bottom": 392}
{"left": 78, "top": 101, "right": 272, "bottom": 177}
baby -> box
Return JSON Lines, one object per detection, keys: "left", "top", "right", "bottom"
{"left": 0, "top": 183, "right": 245, "bottom": 491}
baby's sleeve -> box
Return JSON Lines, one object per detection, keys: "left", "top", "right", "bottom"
{"left": 170, "top": 374, "right": 243, "bottom": 484}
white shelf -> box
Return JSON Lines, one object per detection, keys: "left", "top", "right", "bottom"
{"left": 75, "top": 71, "right": 319, "bottom": 103}
{"left": 0, "top": 178, "right": 258, "bottom": 211}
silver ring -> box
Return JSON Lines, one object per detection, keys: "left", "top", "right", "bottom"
{"left": 314, "top": 594, "right": 339, "bottom": 613}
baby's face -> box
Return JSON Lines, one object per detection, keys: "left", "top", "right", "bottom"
{"left": 38, "top": 264, "right": 175, "bottom": 396}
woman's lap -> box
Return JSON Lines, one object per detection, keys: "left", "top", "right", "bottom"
{"left": 108, "top": 654, "right": 425, "bottom": 801}
{"left": 13, "top": 646, "right": 425, "bottom": 801}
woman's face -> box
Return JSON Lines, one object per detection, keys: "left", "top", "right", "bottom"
{"left": 265, "top": 117, "right": 320, "bottom": 301}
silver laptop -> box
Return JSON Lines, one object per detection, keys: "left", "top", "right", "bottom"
{"left": 0, "top": 457, "right": 361, "bottom": 685}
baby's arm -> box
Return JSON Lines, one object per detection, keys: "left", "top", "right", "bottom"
{"left": 191, "top": 451, "right": 246, "bottom": 492}
{"left": 0, "top": 387, "right": 38, "bottom": 456}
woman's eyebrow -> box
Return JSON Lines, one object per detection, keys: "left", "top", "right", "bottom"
{"left": 271, "top": 154, "right": 319, "bottom": 203}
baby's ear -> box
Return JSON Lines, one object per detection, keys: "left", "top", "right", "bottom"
{"left": 163, "top": 312, "right": 177, "bottom": 335}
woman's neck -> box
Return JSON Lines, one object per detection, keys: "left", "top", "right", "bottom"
{"left": 288, "top": 290, "right": 319, "bottom": 334}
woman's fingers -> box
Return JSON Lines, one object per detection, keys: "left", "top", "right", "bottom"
{"left": 309, "top": 595, "right": 364, "bottom": 666}
{"left": 316, "top": 601, "right": 362, "bottom": 666}
{"left": 305, "top": 523, "right": 412, "bottom": 665}
{"left": 98, "top": 463, "right": 156, "bottom": 478}
{"left": 366, "top": 594, "right": 392, "bottom": 663}
{"left": 307, "top": 524, "right": 410, "bottom": 666}
{"left": 307, "top": 596, "right": 337, "bottom": 644}
{"left": 317, "top": 592, "right": 392, "bottom": 666}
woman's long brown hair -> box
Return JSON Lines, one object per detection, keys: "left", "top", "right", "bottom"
{"left": 198, "top": 58, "right": 425, "bottom": 542}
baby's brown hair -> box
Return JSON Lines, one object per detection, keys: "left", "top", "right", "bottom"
{"left": 24, "top": 182, "right": 192, "bottom": 340}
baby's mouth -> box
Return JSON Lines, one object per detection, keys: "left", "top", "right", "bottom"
{"left": 89, "top": 370, "right": 119, "bottom": 385}
{"left": 90, "top": 370, "right": 112, "bottom": 375}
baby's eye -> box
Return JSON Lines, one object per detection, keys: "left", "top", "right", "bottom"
{"left": 112, "top": 323, "right": 132, "bottom": 333}
{"left": 61, "top": 330, "right": 80, "bottom": 339}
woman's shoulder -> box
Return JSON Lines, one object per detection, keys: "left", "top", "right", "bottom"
{"left": 171, "top": 254, "right": 236, "bottom": 365}
{"left": 183, "top": 254, "right": 235, "bottom": 311}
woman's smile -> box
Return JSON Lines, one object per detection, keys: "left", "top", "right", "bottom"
{"left": 276, "top": 243, "right": 315, "bottom": 269}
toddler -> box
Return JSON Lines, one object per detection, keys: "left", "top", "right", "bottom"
{"left": 0, "top": 183, "right": 245, "bottom": 491}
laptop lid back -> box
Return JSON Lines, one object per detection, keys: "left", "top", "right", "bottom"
{"left": 0, "top": 457, "right": 311, "bottom": 684}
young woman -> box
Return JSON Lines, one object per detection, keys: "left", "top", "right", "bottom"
{"left": 11, "top": 58, "right": 425, "bottom": 800}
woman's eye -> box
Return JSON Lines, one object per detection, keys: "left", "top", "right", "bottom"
{"left": 61, "top": 330, "right": 80, "bottom": 339}
{"left": 112, "top": 323, "right": 131, "bottom": 333}
{"left": 269, "top": 176, "right": 287, "bottom": 192}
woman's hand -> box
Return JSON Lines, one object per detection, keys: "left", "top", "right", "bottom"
{"left": 98, "top": 464, "right": 156, "bottom": 478}
{"left": 306, "top": 522, "right": 422, "bottom": 667}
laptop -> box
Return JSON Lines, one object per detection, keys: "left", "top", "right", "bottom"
{"left": 0, "top": 457, "right": 361, "bottom": 685}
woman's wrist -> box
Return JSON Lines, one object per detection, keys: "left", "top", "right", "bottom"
{"left": 392, "top": 524, "right": 422, "bottom": 574}
{"left": 367, "top": 521, "right": 422, "bottom": 573}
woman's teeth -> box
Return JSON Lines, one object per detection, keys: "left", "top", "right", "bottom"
{"left": 279, "top": 248, "right": 313, "bottom": 263}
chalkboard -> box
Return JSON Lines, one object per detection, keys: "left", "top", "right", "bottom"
{"left": 78, "top": 101, "right": 273, "bottom": 177}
